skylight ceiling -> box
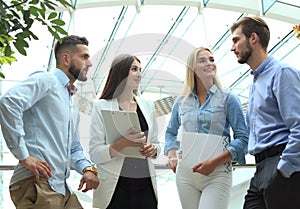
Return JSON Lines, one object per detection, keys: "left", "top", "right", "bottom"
{"left": 69, "top": 0, "right": 300, "bottom": 105}
{"left": 3, "top": 0, "right": 300, "bottom": 108}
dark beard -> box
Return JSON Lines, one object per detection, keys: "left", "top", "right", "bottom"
{"left": 238, "top": 42, "right": 252, "bottom": 64}
{"left": 77, "top": 70, "right": 87, "bottom": 82}
{"left": 68, "top": 62, "right": 80, "bottom": 80}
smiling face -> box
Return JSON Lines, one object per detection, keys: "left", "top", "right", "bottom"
{"left": 125, "top": 59, "right": 142, "bottom": 91}
{"left": 194, "top": 49, "right": 216, "bottom": 82}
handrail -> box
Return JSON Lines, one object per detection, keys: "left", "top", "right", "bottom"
{"left": 0, "top": 164, "right": 256, "bottom": 171}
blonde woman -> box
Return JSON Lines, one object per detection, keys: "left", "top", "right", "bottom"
{"left": 164, "top": 47, "right": 248, "bottom": 209}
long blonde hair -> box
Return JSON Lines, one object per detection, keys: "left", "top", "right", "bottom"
{"left": 181, "top": 47, "right": 222, "bottom": 101}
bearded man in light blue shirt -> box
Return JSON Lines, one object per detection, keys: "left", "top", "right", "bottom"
{"left": 0, "top": 35, "right": 99, "bottom": 209}
{"left": 231, "top": 16, "right": 300, "bottom": 209}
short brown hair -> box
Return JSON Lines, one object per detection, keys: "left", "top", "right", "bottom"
{"left": 54, "top": 35, "right": 89, "bottom": 61}
{"left": 230, "top": 16, "right": 270, "bottom": 50}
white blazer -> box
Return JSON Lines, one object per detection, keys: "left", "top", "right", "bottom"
{"left": 89, "top": 96, "right": 161, "bottom": 209}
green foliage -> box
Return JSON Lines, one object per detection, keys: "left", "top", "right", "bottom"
{"left": 0, "top": 0, "right": 73, "bottom": 78}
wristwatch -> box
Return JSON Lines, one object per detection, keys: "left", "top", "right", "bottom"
{"left": 83, "top": 166, "right": 98, "bottom": 176}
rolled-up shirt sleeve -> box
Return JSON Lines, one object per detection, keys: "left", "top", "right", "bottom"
{"left": 225, "top": 92, "right": 249, "bottom": 164}
{"left": 164, "top": 100, "right": 181, "bottom": 155}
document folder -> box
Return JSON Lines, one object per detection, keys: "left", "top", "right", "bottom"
{"left": 101, "top": 110, "right": 145, "bottom": 158}
{"left": 180, "top": 132, "right": 227, "bottom": 171}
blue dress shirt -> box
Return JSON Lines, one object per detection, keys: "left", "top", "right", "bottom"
{"left": 164, "top": 85, "right": 248, "bottom": 164}
{"left": 247, "top": 56, "right": 300, "bottom": 177}
{"left": 0, "top": 68, "right": 91, "bottom": 195}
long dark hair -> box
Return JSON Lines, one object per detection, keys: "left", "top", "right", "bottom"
{"left": 100, "top": 54, "right": 140, "bottom": 100}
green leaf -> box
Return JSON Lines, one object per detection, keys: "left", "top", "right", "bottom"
{"left": 44, "top": 0, "right": 59, "bottom": 7}
{"left": 50, "top": 19, "right": 65, "bottom": 26}
{"left": 47, "top": 26, "right": 55, "bottom": 34}
{"left": 0, "top": 37, "right": 4, "bottom": 45}
{"left": 9, "top": 8, "right": 20, "bottom": 19}
{"left": 29, "top": 31, "right": 39, "bottom": 40}
{"left": 53, "top": 26, "right": 68, "bottom": 35}
{"left": 0, "top": 72, "right": 5, "bottom": 79}
{"left": 29, "top": 6, "right": 39, "bottom": 17}
{"left": 36, "top": 17, "right": 47, "bottom": 26}
{"left": 47, "top": 26, "right": 60, "bottom": 40}
{"left": 57, "top": 0, "right": 73, "bottom": 8}
{"left": 37, "top": 7, "right": 46, "bottom": 20}
{"left": 23, "top": 11, "right": 34, "bottom": 28}
{"left": 29, "top": 0, "right": 39, "bottom": 5}
{"left": 15, "top": 5, "right": 23, "bottom": 12}
{"left": 40, "top": 2, "right": 46, "bottom": 11}
{"left": 18, "top": 30, "right": 31, "bottom": 40}
{"left": 13, "top": 39, "right": 28, "bottom": 56}
{"left": 44, "top": 1, "right": 56, "bottom": 10}
{"left": 0, "top": 55, "right": 17, "bottom": 66}
{"left": 48, "top": 12, "right": 57, "bottom": 20}
{"left": 4, "top": 45, "right": 12, "bottom": 56}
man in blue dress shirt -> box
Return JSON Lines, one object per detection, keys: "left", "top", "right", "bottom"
{"left": 0, "top": 35, "right": 99, "bottom": 209}
{"left": 230, "top": 16, "right": 300, "bottom": 209}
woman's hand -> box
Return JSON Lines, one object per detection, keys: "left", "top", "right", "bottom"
{"left": 168, "top": 157, "right": 178, "bottom": 173}
{"left": 192, "top": 160, "right": 216, "bottom": 176}
{"left": 140, "top": 143, "right": 157, "bottom": 158}
{"left": 125, "top": 128, "right": 146, "bottom": 143}
{"left": 167, "top": 150, "right": 178, "bottom": 173}
{"left": 110, "top": 128, "right": 146, "bottom": 157}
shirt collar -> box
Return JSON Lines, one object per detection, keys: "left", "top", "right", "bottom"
{"left": 192, "top": 84, "right": 218, "bottom": 96}
{"left": 52, "top": 68, "right": 70, "bottom": 87}
{"left": 251, "top": 56, "right": 273, "bottom": 79}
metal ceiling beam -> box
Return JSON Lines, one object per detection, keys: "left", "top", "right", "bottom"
{"left": 92, "top": 6, "right": 129, "bottom": 93}
{"left": 203, "top": 0, "right": 299, "bottom": 24}
{"left": 140, "top": 6, "right": 190, "bottom": 93}
{"left": 261, "top": 0, "right": 277, "bottom": 15}
{"left": 75, "top": 0, "right": 140, "bottom": 9}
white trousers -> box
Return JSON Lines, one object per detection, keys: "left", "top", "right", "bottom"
{"left": 176, "top": 163, "right": 232, "bottom": 209}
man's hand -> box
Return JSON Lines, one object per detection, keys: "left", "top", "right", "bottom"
{"left": 19, "top": 156, "right": 52, "bottom": 182}
{"left": 78, "top": 171, "right": 99, "bottom": 193}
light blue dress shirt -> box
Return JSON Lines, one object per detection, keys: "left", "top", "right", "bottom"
{"left": 164, "top": 85, "right": 248, "bottom": 164}
{"left": 247, "top": 56, "right": 300, "bottom": 177}
{"left": 0, "top": 68, "right": 91, "bottom": 195}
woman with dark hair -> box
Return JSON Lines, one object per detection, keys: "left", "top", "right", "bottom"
{"left": 89, "top": 54, "right": 160, "bottom": 209}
